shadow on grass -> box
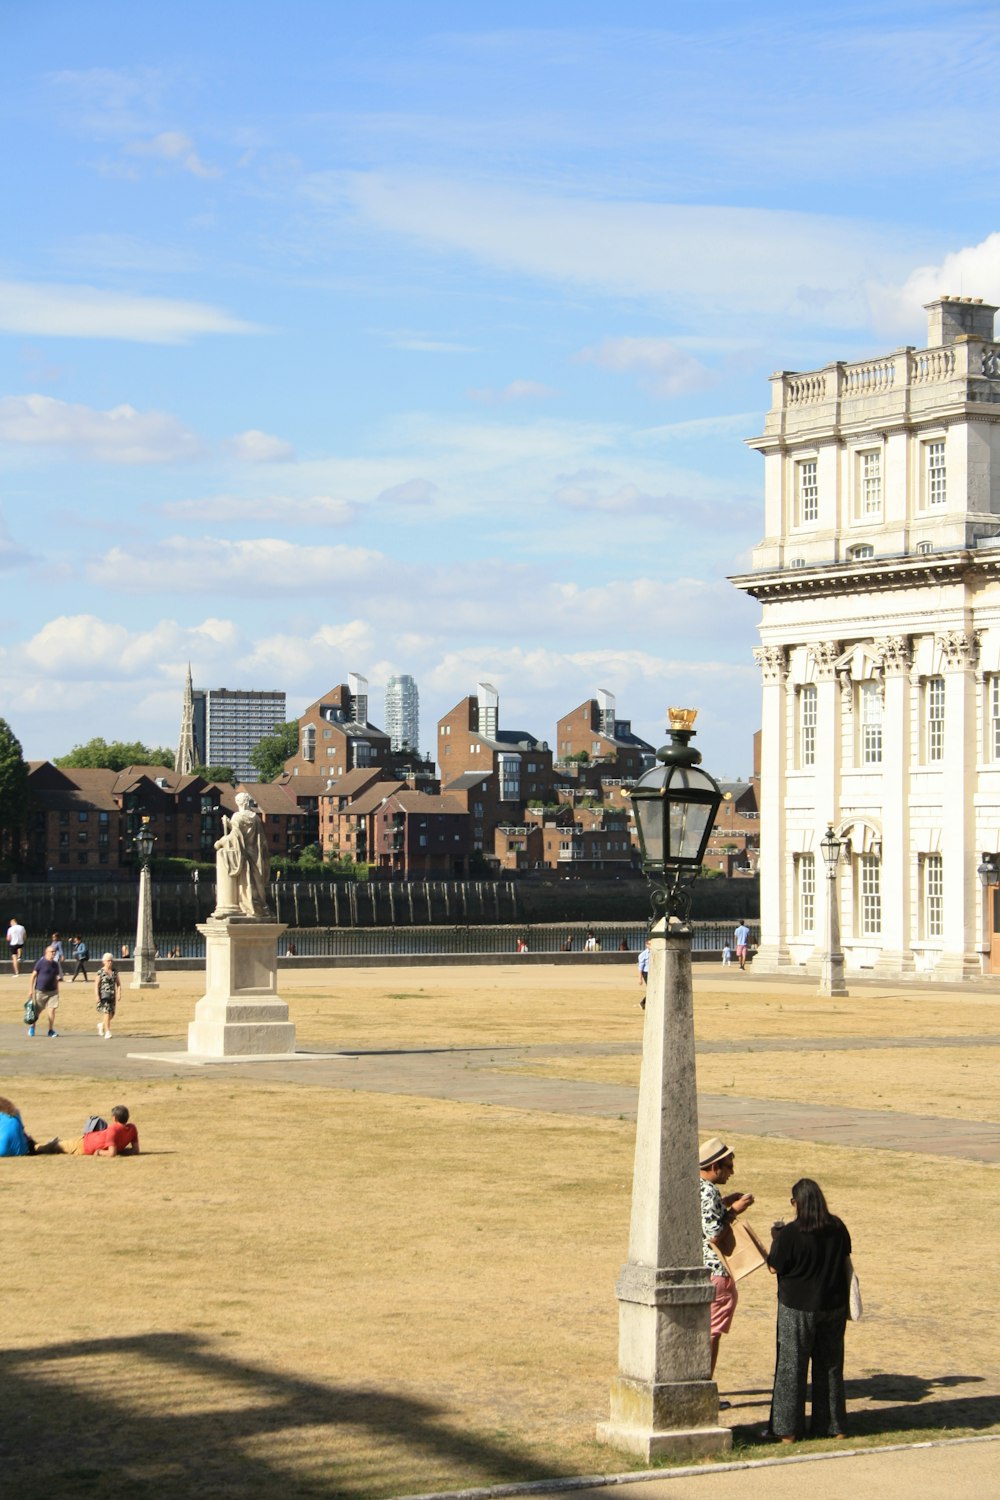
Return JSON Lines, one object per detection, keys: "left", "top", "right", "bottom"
{"left": 0, "top": 1331, "right": 563, "bottom": 1500}
{"left": 730, "top": 1371, "right": 1000, "bottom": 1448}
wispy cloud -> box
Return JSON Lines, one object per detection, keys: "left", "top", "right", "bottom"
{"left": 161, "top": 494, "right": 355, "bottom": 526}
{"left": 376, "top": 478, "right": 439, "bottom": 506}
{"left": 577, "top": 336, "right": 715, "bottom": 398}
{"left": 88, "top": 537, "right": 383, "bottom": 593}
{"left": 126, "top": 130, "right": 221, "bottom": 179}
{"left": 0, "top": 281, "right": 260, "bottom": 344}
{"left": 223, "top": 429, "right": 295, "bottom": 463}
{"left": 467, "top": 379, "right": 557, "bottom": 404}
{"left": 0, "top": 394, "right": 205, "bottom": 464}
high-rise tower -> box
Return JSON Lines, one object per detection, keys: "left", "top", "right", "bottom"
{"left": 384, "top": 674, "right": 419, "bottom": 752}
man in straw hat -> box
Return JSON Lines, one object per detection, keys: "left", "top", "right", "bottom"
{"left": 699, "top": 1137, "right": 754, "bottom": 1397}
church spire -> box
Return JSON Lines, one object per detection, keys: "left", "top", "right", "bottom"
{"left": 176, "top": 662, "right": 196, "bottom": 775}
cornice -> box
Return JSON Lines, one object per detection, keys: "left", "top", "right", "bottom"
{"left": 730, "top": 549, "right": 1000, "bottom": 602}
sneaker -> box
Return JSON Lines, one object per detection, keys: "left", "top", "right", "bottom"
{"left": 28, "top": 1025, "right": 35, "bottom": 1037}
{"left": 47, "top": 1029, "right": 59, "bottom": 1038}
{"left": 104, "top": 1032, "right": 112, "bottom": 1040}
{"left": 97, "top": 1023, "right": 105, "bottom": 1036}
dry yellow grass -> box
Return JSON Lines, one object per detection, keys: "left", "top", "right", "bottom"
{"left": 1, "top": 964, "right": 998, "bottom": 1498}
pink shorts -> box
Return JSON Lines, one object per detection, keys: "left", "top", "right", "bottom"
{"left": 710, "top": 1273, "right": 738, "bottom": 1336}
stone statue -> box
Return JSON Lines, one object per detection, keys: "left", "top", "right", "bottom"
{"left": 213, "top": 792, "right": 274, "bottom": 920}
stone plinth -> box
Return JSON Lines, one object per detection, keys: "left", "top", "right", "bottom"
{"left": 597, "top": 916, "right": 731, "bottom": 1462}
{"left": 188, "top": 918, "right": 294, "bottom": 1058}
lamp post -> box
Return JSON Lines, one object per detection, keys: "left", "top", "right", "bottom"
{"left": 818, "top": 824, "right": 848, "bottom": 998}
{"left": 597, "top": 708, "right": 731, "bottom": 1462}
{"left": 978, "top": 854, "right": 1000, "bottom": 970}
{"left": 131, "top": 819, "right": 158, "bottom": 990}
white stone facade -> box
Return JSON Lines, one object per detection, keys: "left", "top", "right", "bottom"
{"left": 732, "top": 297, "right": 1000, "bottom": 981}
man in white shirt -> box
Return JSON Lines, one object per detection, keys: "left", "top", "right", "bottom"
{"left": 6, "top": 918, "right": 26, "bottom": 976}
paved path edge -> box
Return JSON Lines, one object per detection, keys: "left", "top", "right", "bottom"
{"left": 392, "top": 1431, "right": 1000, "bottom": 1500}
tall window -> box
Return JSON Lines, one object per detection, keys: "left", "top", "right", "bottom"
{"left": 925, "top": 676, "right": 945, "bottom": 762}
{"left": 925, "top": 440, "right": 946, "bottom": 507}
{"left": 924, "top": 854, "right": 943, "bottom": 939}
{"left": 799, "top": 853, "right": 816, "bottom": 934}
{"left": 990, "top": 677, "right": 1000, "bottom": 761}
{"left": 800, "top": 684, "right": 817, "bottom": 767}
{"left": 859, "top": 854, "right": 882, "bottom": 935}
{"left": 796, "top": 459, "right": 819, "bottom": 524}
{"left": 859, "top": 680, "right": 883, "bottom": 765}
{"left": 858, "top": 450, "right": 882, "bottom": 518}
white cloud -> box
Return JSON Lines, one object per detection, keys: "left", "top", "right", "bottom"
{"left": 0, "top": 394, "right": 205, "bottom": 464}
{"left": 552, "top": 477, "right": 666, "bottom": 514}
{"left": 0, "top": 281, "right": 259, "bottom": 344}
{"left": 89, "top": 536, "right": 383, "bottom": 594}
{"left": 467, "top": 379, "right": 557, "bottom": 404}
{"left": 126, "top": 130, "right": 221, "bottom": 179}
{"left": 870, "top": 231, "right": 1000, "bottom": 339}
{"left": 375, "top": 477, "right": 439, "bottom": 506}
{"left": 316, "top": 170, "right": 916, "bottom": 329}
{"left": 161, "top": 493, "right": 356, "bottom": 526}
{"left": 578, "top": 336, "right": 715, "bottom": 398}
{"left": 223, "top": 429, "right": 296, "bottom": 463}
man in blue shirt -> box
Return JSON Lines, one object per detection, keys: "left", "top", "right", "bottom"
{"left": 0, "top": 1099, "right": 30, "bottom": 1156}
{"left": 30, "top": 945, "right": 62, "bottom": 1037}
{"left": 734, "top": 921, "right": 751, "bottom": 971}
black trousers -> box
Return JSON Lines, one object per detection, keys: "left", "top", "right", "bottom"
{"left": 71, "top": 958, "right": 88, "bottom": 980}
{"left": 770, "top": 1301, "right": 848, "bottom": 1438}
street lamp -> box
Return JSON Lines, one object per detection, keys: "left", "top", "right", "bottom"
{"left": 598, "top": 709, "right": 729, "bottom": 1463}
{"left": 131, "top": 818, "right": 159, "bottom": 990}
{"left": 818, "top": 824, "right": 848, "bottom": 998}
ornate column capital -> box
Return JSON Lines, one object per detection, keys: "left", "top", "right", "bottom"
{"left": 874, "top": 634, "right": 913, "bottom": 674}
{"left": 753, "top": 645, "right": 788, "bottom": 683}
{"left": 936, "top": 630, "right": 981, "bottom": 671}
{"left": 808, "top": 641, "right": 841, "bottom": 679}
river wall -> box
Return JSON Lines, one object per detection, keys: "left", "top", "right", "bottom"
{"left": 0, "top": 873, "right": 757, "bottom": 935}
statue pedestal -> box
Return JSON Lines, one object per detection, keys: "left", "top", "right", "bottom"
{"left": 188, "top": 918, "right": 295, "bottom": 1058}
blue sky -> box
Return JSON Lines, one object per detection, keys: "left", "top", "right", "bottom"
{"left": 3, "top": 0, "right": 1000, "bottom": 776}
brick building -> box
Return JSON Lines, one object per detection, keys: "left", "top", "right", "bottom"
{"left": 371, "top": 790, "right": 468, "bottom": 878}
{"left": 556, "top": 688, "right": 655, "bottom": 780}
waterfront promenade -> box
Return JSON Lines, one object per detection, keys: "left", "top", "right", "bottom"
{"left": 1, "top": 963, "right": 997, "bottom": 1498}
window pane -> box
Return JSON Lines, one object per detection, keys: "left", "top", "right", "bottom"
{"left": 800, "top": 853, "right": 815, "bottom": 933}
{"left": 925, "top": 854, "right": 943, "bottom": 939}
{"left": 860, "top": 854, "right": 881, "bottom": 935}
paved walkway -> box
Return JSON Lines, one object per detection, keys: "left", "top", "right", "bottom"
{"left": 4, "top": 1024, "right": 999, "bottom": 1163}
{"left": 402, "top": 1434, "right": 1000, "bottom": 1500}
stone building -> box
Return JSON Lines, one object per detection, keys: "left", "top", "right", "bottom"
{"left": 732, "top": 295, "right": 1000, "bottom": 980}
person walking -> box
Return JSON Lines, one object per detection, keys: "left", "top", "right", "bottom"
{"left": 734, "top": 920, "right": 751, "bottom": 971}
{"left": 70, "top": 936, "right": 90, "bottom": 982}
{"left": 637, "top": 942, "right": 650, "bottom": 1008}
{"left": 6, "top": 917, "right": 26, "bottom": 976}
{"left": 30, "top": 944, "right": 62, "bottom": 1037}
{"left": 767, "top": 1178, "right": 852, "bottom": 1443}
{"left": 699, "top": 1137, "right": 754, "bottom": 1391}
{"left": 50, "top": 932, "right": 66, "bottom": 980}
{"left": 95, "top": 953, "right": 121, "bottom": 1038}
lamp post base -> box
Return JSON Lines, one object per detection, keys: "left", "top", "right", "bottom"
{"left": 597, "top": 1374, "right": 731, "bottom": 1460}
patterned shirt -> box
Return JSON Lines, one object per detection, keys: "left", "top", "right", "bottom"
{"left": 700, "top": 1175, "right": 728, "bottom": 1277}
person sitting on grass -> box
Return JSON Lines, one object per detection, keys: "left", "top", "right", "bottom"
{"left": 37, "top": 1105, "right": 140, "bottom": 1157}
{"left": 0, "top": 1096, "right": 31, "bottom": 1157}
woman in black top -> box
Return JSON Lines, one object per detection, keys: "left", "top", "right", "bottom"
{"left": 767, "top": 1177, "right": 852, "bottom": 1441}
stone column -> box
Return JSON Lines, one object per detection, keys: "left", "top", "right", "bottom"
{"left": 749, "top": 645, "right": 789, "bottom": 973}
{"left": 131, "top": 862, "right": 158, "bottom": 990}
{"left": 187, "top": 917, "right": 295, "bottom": 1057}
{"left": 936, "top": 631, "right": 982, "bottom": 980}
{"left": 597, "top": 917, "right": 731, "bottom": 1463}
{"left": 874, "top": 636, "right": 914, "bottom": 977}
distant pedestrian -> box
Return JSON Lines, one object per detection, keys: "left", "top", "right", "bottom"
{"left": 584, "top": 930, "right": 598, "bottom": 952}
{"left": 561, "top": 934, "right": 572, "bottom": 952}
{"left": 30, "top": 944, "right": 62, "bottom": 1037}
{"left": 70, "top": 936, "right": 90, "bottom": 981}
{"left": 734, "top": 921, "right": 751, "bottom": 971}
{"left": 722, "top": 945, "right": 732, "bottom": 966}
{"left": 120, "top": 943, "right": 130, "bottom": 959}
{"left": 6, "top": 917, "right": 26, "bottom": 976}
{"left": 95, "top": 954, "right": 121, "bottom": 1039}
{"left": 50, "top": 932, "right": 66, "bottom": 979}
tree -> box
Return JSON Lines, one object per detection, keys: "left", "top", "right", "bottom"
{"left": 192, "top": 764, "right": 235, "bottom": 784}
{"left": 250, "top": 721, "right": 300, "bottom": 782}
{"left": 55, "top": 738, "right": 175, "bottom": 771}
{"left": 0, "top": 718, "right": 28, "bottom": 870}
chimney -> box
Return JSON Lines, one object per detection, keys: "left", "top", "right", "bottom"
{"left": 477, "top": 682, "right": 498, "bottom": 741}
{"left": 924, "top": 295, "right": 997, "bottom": 348}
{"left": 348, "top": 671, "right": 368, "bottom": 725}
{"left": 597, "top": 686, "right": 616, "bottom": 737}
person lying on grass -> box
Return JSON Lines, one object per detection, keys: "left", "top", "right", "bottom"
{"left": 37, "top": 1105, "right": 140, "bottom": 1157}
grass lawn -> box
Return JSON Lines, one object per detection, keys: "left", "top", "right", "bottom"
{"left": 1, "top": 965, "right": 998, "bottom": 1498}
